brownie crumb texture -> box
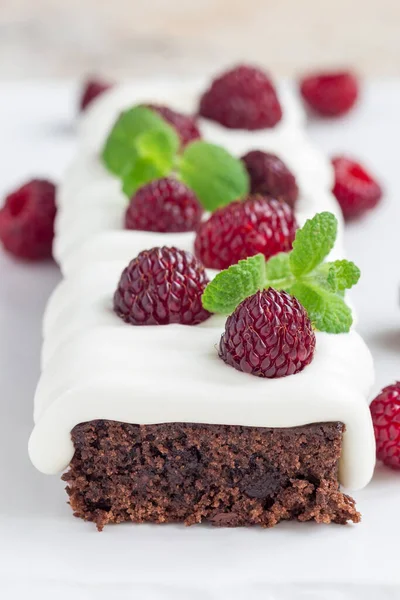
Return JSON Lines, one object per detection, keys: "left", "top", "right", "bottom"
{"left": 62, "top": 420, "right": 360, "bottom": 531}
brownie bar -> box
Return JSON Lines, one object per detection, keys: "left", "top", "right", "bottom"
{"left": 63, "top": 420, "right": 360, "bottom": 530}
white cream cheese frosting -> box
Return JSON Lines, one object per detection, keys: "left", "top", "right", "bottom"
{"left": 29, "top": 80, "right": 376, "bottom": 490}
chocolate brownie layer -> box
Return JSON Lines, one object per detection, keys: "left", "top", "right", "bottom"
{"left": 63, "top": 420, "right": 360, "bottom": 530}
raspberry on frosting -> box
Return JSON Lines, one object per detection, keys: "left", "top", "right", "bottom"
{"left": 242, "top": 151, "right": 299, "bottom": 208}
{"left": 0, "top": 179, "right": 56, "bottom": 260}
{"left": 299, "top": 71, "right": 359, "bottom": 117}
{"left": 114, "top": 247, "right": 211, "bottom": 326}
{"left": 194, "top": 196, "right": 297, "bottom": 270}
{"left": 370, "top": 382, "right": 400, "bottom": 470}
{"left": 199, "top": 65, "right": 282, "bottom": 130}
{"left": 332, "top": 156, "right": 383, "bottom": 220}
{"left": 125, "top": 178, "right": 203, "bottom": 233}
{"left": 219, "top": 289, "right": 316, "bottom": 378}
{"left": 146, "top": 104, "right": 201, "bottom": 148}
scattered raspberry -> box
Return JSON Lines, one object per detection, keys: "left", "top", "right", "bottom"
{"left": 332, "top": 156, "right": 382, "bottom": 220}
{"left": 242, "top": 151, "right": 299, "bottom": 208}
{"left": 199, "top": 65, "right": 282, "bottom": 130}
{"left": 219, "top": 289, "right": 316, "bottom": 378}
{"left": 146, "top": 104, "right": 201, "bottom": 148}
{"left": 125, "top": 178, "right": 203, "bottom": 233}
{"left": 114, "top": 246, "right": 211, "bottom": 326}
{"left": 194, "top": 196, "right": 297, "bottom": 270}
{"left": 370, "top": 382, "right": 400, "bottom": 470}
{"left": 299, "top": 71, "right": 359, "bottom": 117}
{"left": 0, "top": 179, "right": 56, "bottom": 260}
{"left": 80, "top": 78, "right": 112, "bottom": 111}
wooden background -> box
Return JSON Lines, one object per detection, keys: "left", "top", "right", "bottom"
{"left": 0, "top": 0, "right": 399, "bottom": 78}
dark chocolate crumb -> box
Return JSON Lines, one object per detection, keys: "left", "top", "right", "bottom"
{"left": 62, "top": 420, "right": 360, "bottom": 530}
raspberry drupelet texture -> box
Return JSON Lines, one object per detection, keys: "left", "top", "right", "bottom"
{"left": 146, "top": 104, "right": 201, "bottom": 148}
{"left": 299, "top": 71, "right": 359, "bottom": 117}
{"left": 194, "top": 196, "right": 297, "bottom": 270}
{"left": 125, "top": 178, "right": 203, "bottom": 233}
{"left": 219, "top": 289, "right": 316, "bottom": 378}
{"left": 0, "top": 179, "right": 56, "bottom": 260}
{"left": 370, "top": 382, "right": 400, "bottom": 470}
{"left": 332, "top": 156, "right": 382, "bottom": 220}
{"left": 114, "top": 247, "right": 211, "bottom": 326}
{"left": 242, "top": 151, "right": 299, "bottom": 208}
{"left": 80, "top": 78, "right": 112, "bottom": 111}
{"left": 199, "top": 65, "right": 282, "bottom": 130}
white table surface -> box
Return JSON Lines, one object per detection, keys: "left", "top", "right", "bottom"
{"left": 0, "top": 81, "right": 399, "bottom": 599}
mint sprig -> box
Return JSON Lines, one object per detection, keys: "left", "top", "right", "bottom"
{"left": 102, "top": 106, "right": 178, "bottom": 178}
{"left": 289, "top": 211, "right": 337, "bottom": 276}
{"left": 122, "top": 129, "right": 179, "bottom": 196}
{"left": 202, "top": 254, "right": 266, "bottom": 315}
{"left": 179, "top": 141, "right": 249, "bottom": 211}
{"left": 202, "top": 212, "right": 360, "bottom": 334}
{"left": 102, "top": 106, "right": 249, "bottom": 208}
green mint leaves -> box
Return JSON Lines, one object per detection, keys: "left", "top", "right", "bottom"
{"left": 102, "top": 106, "right": 249, "bottom": 209}
{"left": 289, "top": 211, "right": 337, "bottom": 276}
{"left": 202, "top": 254, "right": 266, "bottom": 315}
{"left": 102, "top": 106, "right": 177, "bottom": 178}
{"left": 202, "top": 212, "right": 360, "bottom": 334}
{"left": 178, "top": 141, "right": 249, "bottom": 211}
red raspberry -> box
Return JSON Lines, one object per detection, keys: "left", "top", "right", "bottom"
{"left": 80, "top": 78, "right": 112, "bottom": 112}
{"left": 332, "top": 156, "right": 382, "bottom": 220}
{"left": 114, "top": 247, "right": 211, "bottom": 326}
{"left": 370, "top": 382, "right": 400, "bottom": 470}
{"left": 0, "top": 179, "right": 56, "bottom": 260}
{"left": 299, "top": 71, "right": 359, "bottom": 117}
{"left": 219, "top": 289, "right": 316, "bottom": 378}
{"left": 146, "top": 104, "right": 201, "bottom": 148}
{"left": 199, "top": 65, "right": 282, "bottom": 130}
{"left": 194, "top": 196, "right": 297, "bottom": 270}
{"left": 125, "top": 178, "right": 203, "bottom": 233}
{"left": 241, "top": 151, "right": 299, "bottom": 208}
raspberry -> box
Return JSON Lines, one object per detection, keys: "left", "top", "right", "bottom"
{"left": 146, "top": 104, "right": 201, "bottom": 148}
{"left": 80, "top": 78, "right": 112, "bottom": 111}
{"left": 194, "top": 196, "right": 297, "bottom": 270}
{"left": 370, "top": 382, "right": 400, "bottom": 470}
{"left": 114, "top": 247, "right": 211, "bottom": 326}
{"left": 0, "top": 179, "right": 56, "bottom": 260}
{"left": 332, "top": 156, "right": 382, "bottom": 220}
{"left": 299, "top": 71, "right": 359, "bottom": 117}
{"left": 125, "top": 178, "right": 203, "bottom": 233}
{"left": 199, "top": 65, "right": 282, "bottom": 130}
{"left": 219, "top": 289, "right": 316, "bottom": 378}
{"left": 242, "top": 151, "right": 299, "bottom": 208}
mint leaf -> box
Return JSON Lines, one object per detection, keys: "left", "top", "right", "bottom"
{"left": 122, "top": 157, "right": 165, "bottom": 197}
{"left": 102, "top": 138, "right": 139, "bottom": 179}
{"left": 102, "top": 106, "right": 178, "bottom": 176}
{"left": 136, "top": 129, "right": 179, "bottom": 171}
{"left": 264, "top": 252, "right": 295, "bottom": 288}
{"left": 290, "top": 212, "right": 337, "bottom": 277}
{"left": 317, "top": 260, "right": 361, "bottom": 292}
{"left": 179, "top": 141, "right": 249, "bottom": 211}
{"left": 288, "top": 282, "right": 353, "bottom": 333}
{"left": 121, "top": 129, "right": 179, "bottom": 196}
{"left": 202, "top": 254, "right": 266, "bottom": 314}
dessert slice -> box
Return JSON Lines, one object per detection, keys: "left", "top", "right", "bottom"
{"left": 29, "top": 214, "right": 375, "bottom": 529}
{"left": 29, "top": 71, "right": 375, "bottom": 529}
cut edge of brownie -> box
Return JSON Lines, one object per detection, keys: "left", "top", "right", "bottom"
{"left": 62, "top": 420, "right": 360, "bottom": 531}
